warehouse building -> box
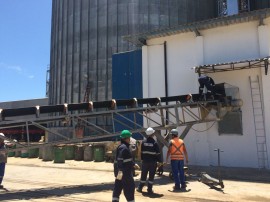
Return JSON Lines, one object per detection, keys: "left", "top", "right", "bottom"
{"left": 124, "top": 8, "right": 270, "bottom": 169}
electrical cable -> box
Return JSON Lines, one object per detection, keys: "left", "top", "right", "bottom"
{"left": 190, "top": 121, "right": 217, "bottom": 132}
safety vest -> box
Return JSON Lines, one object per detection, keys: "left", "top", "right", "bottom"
{"left": 169, "top": 138, "right": 184, "bottom": 160}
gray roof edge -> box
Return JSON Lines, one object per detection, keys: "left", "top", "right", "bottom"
{"left": 123, "top": 8, "right": 270, "bottom": 45}
{"left": 196, "top": 56, "right": 270, "bottom": 68}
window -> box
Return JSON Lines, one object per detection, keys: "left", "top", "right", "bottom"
{"left": 218, "top": 111, "right": 243, "bottom": 135}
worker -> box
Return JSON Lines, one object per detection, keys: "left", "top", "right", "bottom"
{"left": 0, "top": 133, "right": 7, "bottom": 189}
{"left": 198, "top": 75, "right": 215, "bottom": 99}
{"left": 112, "top": 130, "right": 135, "bottom": 202}
{"left": 129, "top": 137, "right": 138, "bottom": 176}
{"left": 186, "top": 93, "right": 193, "bottom": 103}
{"left": 166, "top": 129, "right": 188, "bottom": 191}
{"left": 137, "top": 127, "right": 161, "bottom": 194}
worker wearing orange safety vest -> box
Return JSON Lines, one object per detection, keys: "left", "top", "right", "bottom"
{"left": 166, "top": 129, "right": 188, "bottom": 191}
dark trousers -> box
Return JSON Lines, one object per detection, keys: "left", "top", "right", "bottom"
{"left": 138, "top": 162, "right": 157, "bottom": 191}
{"left": 112, "top": 172, "right": 135, "bottom": 202}
{"left": 199, "top": 78, "right": 214, "bottom": 95}
{"left": 0, "top": 162, "right": 6, "bottom": 185}
{"left": 171, "top": 160, "right": 185, "bottom": 189}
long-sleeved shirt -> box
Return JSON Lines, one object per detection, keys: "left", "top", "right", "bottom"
{"left": 115, "top": 141, "right": 134, "bottom": 175}
{"left": 141, "top": 137, "right": 161, "bottom": 163}
{"left": 0, "top": 143, "right": 7, "bottom": 163}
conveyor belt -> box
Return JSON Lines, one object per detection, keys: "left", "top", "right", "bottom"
{"left": 0, "top": 94, "right": 223, "bottom": 120}
{"left": 0, "top": 94, "right": 237, "bottom": 151}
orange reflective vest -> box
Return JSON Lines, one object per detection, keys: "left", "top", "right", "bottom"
{"left": 169, "top": 138, "right": 184, "bottom": 160}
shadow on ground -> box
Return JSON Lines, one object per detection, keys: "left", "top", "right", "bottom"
{"left": 188, "top": 165, "right": 270, "bottom": 183}
{"left": 0, "top": 182, "right": 114, "bottom": 201}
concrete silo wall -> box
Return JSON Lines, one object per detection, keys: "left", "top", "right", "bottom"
{"left": 49, "top": 0, "right": 217, "bottom": 106}
{"left": 49, "top": 0, "right": 270, "bottom": 106}
{"left": 250, "top": 0, "right": 270, "bottom": 10}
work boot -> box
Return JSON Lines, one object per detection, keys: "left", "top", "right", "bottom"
{"left": 147, "top": 189, "right": 154, "bottom": 195}
{"left": 173, "top": 185, "right": 180, "bottom": 191}
{"left": 136, "top": 187, "right": 142, "bottom": 193}
{"left": 181, "top": 184, "right": 187, "bottom": 190}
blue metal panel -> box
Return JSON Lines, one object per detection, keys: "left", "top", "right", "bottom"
{"left": 112, "top": 50, "right": 143, "bottom": 139}
{"left": 129, "top": 50, "right": 143, "bottom": 98}
{"left": 112, "top": 49, "right": 142, "bottom": 99}
{"left": 112, "top": 52, "right": 129, "bottom": 99}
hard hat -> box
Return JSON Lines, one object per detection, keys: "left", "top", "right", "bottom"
{"left": 145, "top": 127, "right": 155, "bottom": 136}
{"left": 170, "top": 129, "right": 178, "bottom": 136}
{"left": 120, "top": 130, "right": 132, "bottom": 139}
{"left": 130, "top": 137, "right": 136, "bottom": 145}
{"left": 0, "top": 133, "right": 5, "bottom": 137}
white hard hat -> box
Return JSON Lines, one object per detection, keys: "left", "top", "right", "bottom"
{"left": 145, "top": 127, "right": 155, "bottom": 136}
{"left": 130, "top": 137, "right": 136, "bottom": 145}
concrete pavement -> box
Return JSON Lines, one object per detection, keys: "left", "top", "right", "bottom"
{"left": 0, "top": 158, "right": 270, "bottom": 202}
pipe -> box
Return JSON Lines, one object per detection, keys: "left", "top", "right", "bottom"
{"left": 164, "top": 41, "right": 169, "bottom": 125}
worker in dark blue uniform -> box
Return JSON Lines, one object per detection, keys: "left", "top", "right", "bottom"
{"left": 198, "top": 75, "right": 215, "bottom": 99}
{"left": 137, "top": 127, "right": 161, "bottom": 194}
{"left": 0, "top": 133, "right": 7, "bottom": 189}
{"left": 112, "top": 130, "right": 135, "bottom": 202}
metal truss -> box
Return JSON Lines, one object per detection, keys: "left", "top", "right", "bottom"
{"left": 195, "top": 57, "right": 269, "bottom": 75}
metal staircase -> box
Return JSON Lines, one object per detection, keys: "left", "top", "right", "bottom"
{"left": 249, "top": 76, "right": 269, "bottom": 169}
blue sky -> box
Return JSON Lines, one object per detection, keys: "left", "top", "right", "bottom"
{"left": 0, "top": 0, "right": 52, "bottom": 102}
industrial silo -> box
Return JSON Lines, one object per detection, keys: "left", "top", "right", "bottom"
{"left": 49, "top": 0, "right": 217, "bottom": 106}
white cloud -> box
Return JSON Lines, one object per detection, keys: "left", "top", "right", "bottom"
{"left": 0, "top": 62, "right": 35, "bottom": 79}
{"left": 7, "top": 65, "right": 22, "bottom": 73}
{"left": 0, "top": 62, "right": 22, "bottom": 73}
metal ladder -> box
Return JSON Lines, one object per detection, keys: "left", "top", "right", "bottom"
{"left": 249, "top": 76, "right": 269, "bottom": 169}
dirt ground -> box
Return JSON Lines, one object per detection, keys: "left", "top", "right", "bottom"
{"left": 0, "top": 157, "right": 270, "bottom": 202}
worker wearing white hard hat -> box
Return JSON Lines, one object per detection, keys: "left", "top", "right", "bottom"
{"left": 0, "top": 133, "right": 8, "bottom": 189}
{"left": 137, "top": 127, "right": 161, "bottom": 194}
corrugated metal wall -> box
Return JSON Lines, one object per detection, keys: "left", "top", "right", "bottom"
{"left": 49, "top": 0, "right": 217, "bottom": 106}
{"left": 250, "top": 0, "right": 270, "bottom": 10}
